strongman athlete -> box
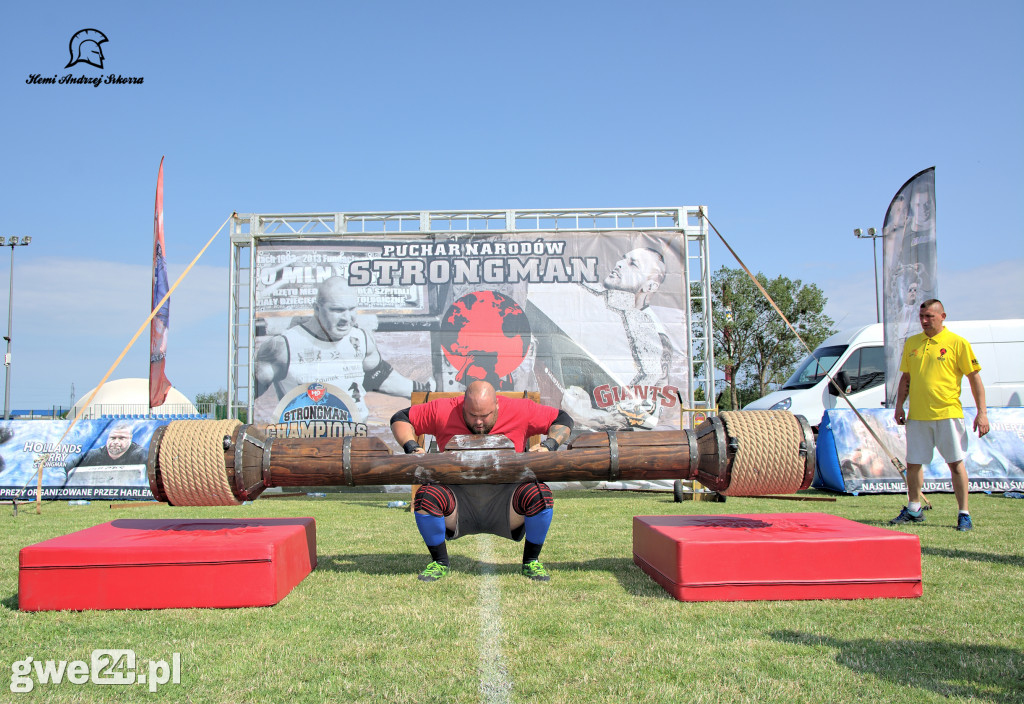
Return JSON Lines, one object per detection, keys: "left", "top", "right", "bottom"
{"left": 390, "top": 381, "right": 574, "bottom": 581}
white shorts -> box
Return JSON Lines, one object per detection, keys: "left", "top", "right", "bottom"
{"left": 905, "top": 418, "right": 968, "bottom": 465}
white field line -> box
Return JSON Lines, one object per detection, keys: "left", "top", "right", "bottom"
{"left": 477, "top": 535, "right": 513, "bottom": 704}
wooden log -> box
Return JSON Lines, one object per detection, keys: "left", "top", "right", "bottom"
{"left": 258, "top": 429, "right": 695, "bottom": 487}
{"left": 147, "top": 413, "right": 815, "bottom": 506}
{"left": 149, "top": 423, "right": 699, "bottom": 505}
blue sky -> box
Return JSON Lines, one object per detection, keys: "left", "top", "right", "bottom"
{"left": 2, "top": 1, "right": 1022, "bottom": 410}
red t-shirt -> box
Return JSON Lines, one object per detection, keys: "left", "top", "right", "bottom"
{"left": 407, "top": 396, "right": 559, "bottom": 452}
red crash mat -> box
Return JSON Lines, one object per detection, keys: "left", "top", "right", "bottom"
{"left": 633, "top": 513, "right": 921, "bottom": 602}
{"left": 19, "top": 518, "right": 316, "bottom": 611}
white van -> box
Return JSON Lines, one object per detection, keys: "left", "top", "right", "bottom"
{"left": 744, "top": 319, "right": 1024, "bottom": 426}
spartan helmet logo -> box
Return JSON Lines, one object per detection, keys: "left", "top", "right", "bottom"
{"left": 65, "top": 28, "right": 109, "bottom": 69}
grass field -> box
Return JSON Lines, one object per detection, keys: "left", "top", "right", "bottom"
{"left": 2, "top": 490, "right": 1023, "bottom": 703}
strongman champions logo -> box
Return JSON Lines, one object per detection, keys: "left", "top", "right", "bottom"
{"left": 270, "top": 382, "right": 367, "bottom": 439}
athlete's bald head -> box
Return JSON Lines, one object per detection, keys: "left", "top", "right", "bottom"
{"left": 105, "top": 423, "right": 134, "bottom": 460}
{"left": 314, "top": 276, "right": 359, "bottom": 339}
{"left": 463, "top": 381, "right": 499, "bottom": 434}
{"left": 317, "top": 277, "right": 358, "bottom": 308}
{"left": 604, "top": 247, "right": 667, "bottom": 309}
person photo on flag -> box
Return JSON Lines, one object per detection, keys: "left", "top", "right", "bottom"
{"left": 882, "top": 167, "right": 937, "bottom": 408}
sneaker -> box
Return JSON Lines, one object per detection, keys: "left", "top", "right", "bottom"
{"left": 890, "top": 506, "right": 925, "bottom": 524}
{"left": 521, "top": 560, "right": 550, "bottom": 582}
{"left": 418, "top": 561, "right": 450, "bottom": 582}
{"left": 957, "top": 514, "right": 973, "bottom": 532}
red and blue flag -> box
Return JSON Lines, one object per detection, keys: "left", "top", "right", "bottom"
{"left": 149, "top": 156, "right": 172, "bottom": 408}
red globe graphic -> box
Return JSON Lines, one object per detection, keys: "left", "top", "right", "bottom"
{"left": 439, "top": 291, "right": 531, "bottom": 387}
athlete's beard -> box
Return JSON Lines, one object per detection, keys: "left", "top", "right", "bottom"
{"left": 468, "top": 419, "right": 496, "bottom": 434}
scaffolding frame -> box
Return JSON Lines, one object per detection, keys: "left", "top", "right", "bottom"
{"left": 228, "top": 207, "right": 715, "bottom": 422}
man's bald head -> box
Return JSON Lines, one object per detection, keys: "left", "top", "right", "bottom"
{"left": 105, "top": 423, "right": 134, "bottom": 460}
{"left": 604, "top": 247, "right": 667, "bottom": 308}
{"left": 317, "top": 277, "right": 358, "bottom": 307}
{"left": 463, "top": 381, "right": 499, "bottom": 434}
{"left": 314, "top": 276, "right": 359, "bottom": 339}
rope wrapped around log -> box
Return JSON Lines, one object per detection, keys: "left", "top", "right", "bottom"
{"left": 694, "top": 410, "right": 815, "bottom": 495}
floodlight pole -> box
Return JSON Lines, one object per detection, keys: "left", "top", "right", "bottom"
{"left": 3, "top": 236, "right": 31, "bottom": 420}
{"left": 854, "top": 228, "right": 881, "bottom": 323}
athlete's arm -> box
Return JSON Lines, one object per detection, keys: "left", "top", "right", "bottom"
{"left": 528, "top": 410, "right": 575, "bottom": 452}
{"left": 967, "top": 371, "right": 988, "bottom": 436}
{"left": 362, "top": 329, "right": 430, "bottom": 397}
{"left": 560, "top": 385, "right": 641, "bottom": 431}
{"left": 390, "top": 408, "right": 426, "bottom": 454}
{"left": 254, "top": 336, "right": 289, "bottom": 397}
{"left": 894, "top": 372, "right": 910, "bottom": 425}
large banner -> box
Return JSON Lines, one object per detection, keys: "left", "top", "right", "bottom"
{"left": 882, "top": 167, "right": 937, "bottom": 407}
{"left": 814, "top": 407, "right": 1024, "bottom": 494}
{"left": 251, "top": 231, "right": 690, "bottom": 447}
{"left": 0, "top": 419, "right": 158, "bottom": 501}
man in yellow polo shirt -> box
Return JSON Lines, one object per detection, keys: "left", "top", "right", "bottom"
{"left": 891, "top": 299, "right": 989, "bottom": 531}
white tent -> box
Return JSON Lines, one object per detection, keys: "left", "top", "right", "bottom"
{"left": 69, "top": 378, "right": 198, "bottom": 419}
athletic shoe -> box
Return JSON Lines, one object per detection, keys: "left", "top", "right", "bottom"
{"left": 418, "top": 561, "right": 450, "bottom": 582}
{"left": 890, "top": 506, "right": 925, "bottom": 524}
{"left": 521, "top": 560, "right": 550, "bottom": 582}
{"left": 957, "top": 514, "right": 973, "bottom": 532}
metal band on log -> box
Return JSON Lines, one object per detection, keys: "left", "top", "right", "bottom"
{"left": 694, "top": 410, "right": 814, "bottom": 495}
{"left": 147, "top": 412, "right": 814, "bottom": 506}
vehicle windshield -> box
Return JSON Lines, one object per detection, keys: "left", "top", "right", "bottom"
{"left": 781, "top": 345, "right": 847, "bottom": 390}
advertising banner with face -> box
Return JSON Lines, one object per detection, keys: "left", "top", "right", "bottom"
{"left": 815, "top": 408, "right": 1024, "bottom": 494}
{"left": 0, "top": 419, "right": 158, "bottom": 501}
{"left": 251, "top": 231, "right": 690, "bottom": 444}
{"left": 882, "top": 167, "right": 938, "bottom": 407}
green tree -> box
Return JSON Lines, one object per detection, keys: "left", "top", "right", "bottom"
{"left": 715, "top": 380, "right": 763, "bottom": 412}
{"left": 194, "top": 389, "right": 247, "bottom": 421}
{"left": 710, "top": 267, "right": 762, "bottom": 410}
{"left": 746, "top": 274, "right": 836, "bottom": 397}
{"left": 195, "top": 389, "right": 228, "bottom": 406}
{"left": 711, "top": 267, "right": 836, "bottom": 409}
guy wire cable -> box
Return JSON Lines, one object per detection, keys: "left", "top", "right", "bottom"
{"left": 698, "top": 207, "right": 929, "bottom": 509}
{"left": 19, "top": 213, "right": 235, "bottom": 514}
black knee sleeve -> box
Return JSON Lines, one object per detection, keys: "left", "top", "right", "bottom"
{"left": 512, "top": 482, "right": 553, "bottom": 517}
{"left": 414, "top": 484, "right": 456, "bottom": 516}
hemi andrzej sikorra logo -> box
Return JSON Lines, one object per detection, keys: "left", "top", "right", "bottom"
{"left": 25, "top": 29, "right": 144, "bottom": 87}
